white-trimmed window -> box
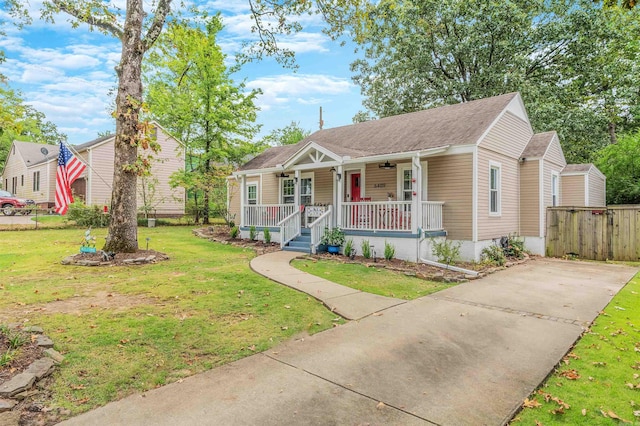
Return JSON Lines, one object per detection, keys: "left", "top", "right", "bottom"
{"left": 247, "top": 183, "right": 257, "bottom": 205}
{"left": 33, "top": 171, "right": 40, "bottom": 192}
{"left": 489, "top": 163, "right": 501, "bottom": 215}
{"left": 300, "top": 177, "right": 312, "bottom": 206}
{"left": 398, "top": 165, "right": 413, "bottom": 201}
{"left": 551, "top": 172, "right": 559, "bottom": 207}
{"left": 282, "top": 178, "right": 295, "bottom": 204}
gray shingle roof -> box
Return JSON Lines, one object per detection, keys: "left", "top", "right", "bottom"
{"left": 562, "top": 164, "right": 593, "bottom": 173}
{"left": 240, "top": 92, "right": 519, "bottom": 171}
{"left": 14, "top": 141, "right": 60, "bottom": 166}
{"left": 522, "top": 132, "right": 556, "bottom": 158}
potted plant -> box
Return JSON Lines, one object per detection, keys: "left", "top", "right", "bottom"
{"left": 321, "top": 227, "right": 345, "bottom": 254}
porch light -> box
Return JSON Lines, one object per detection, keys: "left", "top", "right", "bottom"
{"left": 379, "top": 161, "right": 397, "bottom": 170}
{"left": 330, "top": 166, "right": 341, "bottom": 181}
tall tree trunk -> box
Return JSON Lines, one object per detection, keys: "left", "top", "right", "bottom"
{"left": 203, "top": 136, "right": 211, "bottom": 225}
{"left": 608, "top": 121, "right": 618, "bottom": 144}
{"left": 104, "top": 1, "right": 145, "bottom": 253}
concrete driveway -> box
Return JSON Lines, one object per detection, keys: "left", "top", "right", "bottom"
{"left": 60, "top": 258, "right": 637, "bottom": 426}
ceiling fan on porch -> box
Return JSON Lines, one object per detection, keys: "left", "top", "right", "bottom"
{"left": 378, "top": 160, "right": 397, "bottom": 170}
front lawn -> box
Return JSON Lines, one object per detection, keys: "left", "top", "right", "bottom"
{"left": 1, "top": 227, "right": 343, "bottom": 419}
{"left": 512, "top": 270, "right": 640, "bottom": 425}
{"left": 290, "top": 257, "right": 455, "bottom": 300}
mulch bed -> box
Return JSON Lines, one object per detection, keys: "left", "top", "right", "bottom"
{"left": 195, "top": 225, "right": 530, "bottom": 282}
{"left": 62, "top": 249, "right": 170, "bottom": 266}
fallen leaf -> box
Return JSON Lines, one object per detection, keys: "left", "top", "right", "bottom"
{"left": 248, "top": 345, "right": 256, "bottom": 351}
{"left": 70, "top": 384, "right": 86, "bottom": 390}
{"left": 559, "top": 370, "right": 580, "bottom": 380}
{"left": 634, "top": 410, "right": 640, "bottom": 417}
{"left": 284, "top": 305, "right": 291, "bottom": 309}
{"left": 281, "top": 326, "right": 288, "bottom": 330}
{"left": 75, "top": 398, "right": 90, "bottom": 405}
{"left": 373, "top": 312, "right": 383, "bottom": 316}
{"left": 376, "top": 401, "right": 385, "bottom": 410}
{"left": 582, "top": 408, "right": 587, "bottom": 416}
{"left": 523, "top": 398, "right": 542, "bottom": 408}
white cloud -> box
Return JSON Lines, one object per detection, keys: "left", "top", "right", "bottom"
{"left": 247, "top": 74, "right": 351, "bottom": 111}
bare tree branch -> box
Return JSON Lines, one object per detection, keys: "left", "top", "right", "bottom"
{"left": 51, "top": 0, "right": 123, "bottom": 39}
{"left": 141, "top": 0, "right": 173, "bottom": 52}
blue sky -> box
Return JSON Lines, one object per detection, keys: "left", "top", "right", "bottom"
{"left": 0, "top": 1, "right": 365, "bottom": 145}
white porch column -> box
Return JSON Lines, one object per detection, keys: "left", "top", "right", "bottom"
{"left": 294, "top": 170, "right": 301, "bottom": 212}
{"left": 240, "top": 175, "right": 246, "bottom": 227}
{"left": 412, "top": 155, "right": 421, "bottom": 234}
{"left": 336, "top": 165, "right": 344, "bottom": 227}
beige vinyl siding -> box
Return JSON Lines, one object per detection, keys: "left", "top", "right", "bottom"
{"left": 365, "top": 162, "right": 400, "bottom": 201}
{"left": 88, "top": 141, "right": 115, "bottom": 207}
{"left": 561, "top": 175, "right": 585, "bottom": 206}
{"left": 543, "top": 162, "right": 564, "bottom": 208}
{"left": 227, "top": 178, "right": 241, "bottom": 223}
{"left": 314, "top": 168, "right": 333, "bottom": 205}
{"left": 588, "top": 169, "right": 606, "bottom": 206}
{"left": 28, "top": 163, "right": 51, "bottom": 204}
{"left": 2, "top": 144, "right": 28, "bottom": 196}
{"left": 477, "top": 148, "right": 519, "bottom": 240}
{"left": 427, "top": 154, "right": 472, "bottom": 240}
{"left": 260, "top": 173, "right": 278, "bottom": 204}
{"left": 544, "top": 136, "right": 566, "bottom": 168}
{"left": 478, "top": 111, "right": 533, "bottom": 159}
{"left": 519, "top": 159, "right": 540, "bottom": 237}
{"left": 146, "top": 131, "right": 185, "bottom": 215}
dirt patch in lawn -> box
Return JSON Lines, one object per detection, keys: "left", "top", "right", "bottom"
{"left": 0, "top": 292, "right": 156, "bottom": 324}
{"left": 61, "top": 249, "right": 169, "bottom": 267}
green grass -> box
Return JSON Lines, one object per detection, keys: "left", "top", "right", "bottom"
{"left": 290, "top": 258, "right": 454, "bottom": 300}
{"left": 512, "top": 271, "right": 640, "bottom": 425}
{"left": 1, "top": 226, "right": 343, "bottom": 416}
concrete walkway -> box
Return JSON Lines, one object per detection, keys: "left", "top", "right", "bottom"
{"left": 60, "top": 257, "right": 637, "bottom": 426}
{"left": 250, "top": 251, "right": 406, "bottom": 320}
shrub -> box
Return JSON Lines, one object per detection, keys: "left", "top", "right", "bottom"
{"left": 501, "top": 234, "right": 525, "bottom": 259}
{"left": 361, "top": 240, "right": 372, "bottom": 259}
{"left": 67, "top": 202, "right": 109, "bottom": 227}
{"left": 321, "top": 227, "right": 345, "bottom": 246}
{"left": 430, "top": 238, "right": 461, "bottom": 265}
{"left": 263, "top": 228, "right": 271, "bottom": 244}
{"left": 384, "top": 241, "right": 396, "bottom": 260}
{"left": 344, "top": 239, "right": 355, "bottom": 258}
{"left": 249, "top": 225, "right": 257, "bottom": 241}
{"left": 229, "top": 226, "right": 240, "bottom": 239}
{"left": 481, "top": 244, "right": 506, "bottom": 266}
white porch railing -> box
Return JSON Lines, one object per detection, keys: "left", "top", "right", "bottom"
{"left": 341, "top": 201, "right": 412, "bottom": 231}
{"left": 309, "top": 205, "right": 333, "bottom": 254}
{"left": 278, "top": 210, "right": 301, "bottom": 248}
{"left": 421, "top": 201, "right": 445, "bottom": 231}
{"left": 243, "top": 204, "right": 296, "bottom": 228}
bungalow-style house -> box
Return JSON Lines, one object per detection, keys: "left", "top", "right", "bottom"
{"left": 1, "top": 124, "right": 185, "bottom": 216}
{"left": 228, "top": 92, "right": 605, "bottom": 261}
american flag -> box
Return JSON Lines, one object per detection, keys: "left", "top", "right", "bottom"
{"left": 55, "top": 143, "right": 87, "bottom": 215}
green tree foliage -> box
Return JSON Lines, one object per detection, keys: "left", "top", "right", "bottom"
{"left": 0, "top": 84, "right": 66, "bottom": 165}
{"left": 260, "top": 121, "right": 310, "bottom": 146}
{"left": 145, "top": 15, "right": 262, "bottom": 224}
{"left": 596, "top": 131, "right": 640, "bottom": 204}
{"left": 350, "top": 0, "right": 640, "bottom": 163}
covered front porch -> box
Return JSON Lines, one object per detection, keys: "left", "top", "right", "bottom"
{"left": 234, "top": 142, "right": 447, "bottom": 255}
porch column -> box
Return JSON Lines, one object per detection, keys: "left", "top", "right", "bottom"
{"left": 412, "top": 155, "right": 421, "bottom": 234}
{"left": 294, "top": 170, "right": 301, "bottom": 212}
{"left": 240, "top": 175, "right": 246, "bottom": 227}
{"left": 336, "top": 165, "right": 344, "bottom": 227}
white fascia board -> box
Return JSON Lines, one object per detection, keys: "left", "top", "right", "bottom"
{"left": 282, "top": 141, "right": 341, "bottom": 169}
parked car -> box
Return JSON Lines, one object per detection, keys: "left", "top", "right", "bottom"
{"left": 0, "top": 190, "right": 35, "bottom": 216}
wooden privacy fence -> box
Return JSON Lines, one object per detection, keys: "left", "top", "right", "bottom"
{"left": 546, "top": 206, "right": 640, "bottom": 261}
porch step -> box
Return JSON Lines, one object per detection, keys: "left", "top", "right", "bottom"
{"left": 283, "top": 232, "right": 311, "bottom": 254}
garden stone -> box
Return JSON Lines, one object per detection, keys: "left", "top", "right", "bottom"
{"left": 25, "top": 358, "right": 55, "bottom": 379}
{"left": 35, "top": 335, "right": 54, "bottom": 349}
{"left": 22, "top": 326, "right": 43, "bottom": 334}
{"left": 0, "top": 373, "right": 36, "bottom": 397}
{"left": 0, "top": 399, "right": 16, "bottom": 413}
{"left": 44, "top": 349, "right": 65, "bottom": 364}
{"left": 0, "top": 411, "right": 19, "bottom": 426}
{"left": 13, "top": 389, "right": 39, "bottom": 401}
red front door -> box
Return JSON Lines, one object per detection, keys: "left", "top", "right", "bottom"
{"left": 350, "top": 173, "right": 361, "bottom": 201}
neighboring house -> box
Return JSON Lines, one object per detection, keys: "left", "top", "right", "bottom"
{"left": 228, "top": 92, "right": 606, "bottom": 261}
{"left": 1, "top": 124, "right": 186, "bottom": 216}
